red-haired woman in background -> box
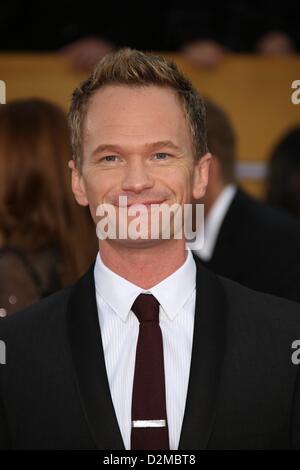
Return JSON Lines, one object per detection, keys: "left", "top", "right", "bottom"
{"left": 0, "top": 99, "right": 97, "bottom": 317}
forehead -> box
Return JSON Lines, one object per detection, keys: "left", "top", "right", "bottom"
{"left": 83, "top": 85, "right": 193, "bottom": 153}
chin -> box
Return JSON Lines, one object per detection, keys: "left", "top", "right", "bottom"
{"left": 109, "top": 237, "right": 167, "bottom": 250}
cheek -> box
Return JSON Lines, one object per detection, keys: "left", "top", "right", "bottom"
{"left": 160, "top": 165, "right": 193, "bottom": 197}
{"left": 83, "top": 169, "right": 119, "bottom": 200}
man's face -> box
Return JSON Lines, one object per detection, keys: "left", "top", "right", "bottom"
{"left": 70, "top": 84, "right": 210, "bottom": 246}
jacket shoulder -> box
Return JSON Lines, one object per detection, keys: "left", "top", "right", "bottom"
{"left": 0, "top": 284, "right": 73, "bottom": 341}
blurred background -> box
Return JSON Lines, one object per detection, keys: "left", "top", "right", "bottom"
{"left": 0, "top": 0, "right": 300, "bottom": 315}
{"left": 1, "top": 0, "right": 299, "bottom": 198}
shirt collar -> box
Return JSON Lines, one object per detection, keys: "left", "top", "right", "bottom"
{"left": 94, "top": 248, "right": 196, "bottom": 322}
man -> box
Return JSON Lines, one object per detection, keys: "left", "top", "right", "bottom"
{"left": 194, "top": 99, "right": 300, "bottom": 304}
{"left": 1, "top": 49, "right": 300, "bottom": 450}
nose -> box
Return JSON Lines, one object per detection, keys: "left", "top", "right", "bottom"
{"left": 122, "top": 159, "right": 154, "bottom": 193}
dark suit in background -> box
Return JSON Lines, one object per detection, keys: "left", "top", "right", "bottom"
{"left": 1, "top": 255, "right": 300, "bottom": 449}
{"left": 199, "top": 189, "right": 300, "bottom": 303}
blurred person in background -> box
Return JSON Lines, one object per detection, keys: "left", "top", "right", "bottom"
{"left": 194, "top": 99, "right": 300, "bottom": 303}
{"left": 266, "top": 126, "right": 300, "bottom": 219}
{"left": 0, "top": 99, "right": 97, "bottom": 317}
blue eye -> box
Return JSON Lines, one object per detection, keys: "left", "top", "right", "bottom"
{"left": 101, "top": 155, "right": 118, "bottom": 162}
{"left": 154, "top": 153, "right": 169, "bottom": 160}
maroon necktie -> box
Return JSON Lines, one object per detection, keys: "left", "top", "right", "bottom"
{"left": 130, "top": 293, "right": 170, "bottom": 450}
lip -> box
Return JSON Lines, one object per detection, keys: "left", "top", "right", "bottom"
{"left": 113, "top": 200, "right": 166, "bottom": 208}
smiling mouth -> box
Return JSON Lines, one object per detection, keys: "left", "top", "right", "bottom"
{"left": 113, "top": 200, "right": 166, "bottom": 208}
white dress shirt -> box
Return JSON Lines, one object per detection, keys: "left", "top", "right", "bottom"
{"left": 195, "top": 184, "right": 237, "bottom": 261}
{"left": 94, "top": 248, "right": 196, "bottom": 450}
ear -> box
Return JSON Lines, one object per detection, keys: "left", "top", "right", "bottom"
{"left": 68, "top": 160, "right": 89, "bottom": 207}
{"left": 192, "top": 152, "right": 211, "bottom": 200}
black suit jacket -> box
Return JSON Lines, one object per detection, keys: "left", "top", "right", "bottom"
{"left": 1, "top": 255, "right": 300, "bottom": 450}
{"left": 200, "top": 189, "right": 300, "bottom": 303}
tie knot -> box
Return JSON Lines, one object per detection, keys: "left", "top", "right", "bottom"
{"left": 131, "top": 293, "right": 160, "bottom": 323}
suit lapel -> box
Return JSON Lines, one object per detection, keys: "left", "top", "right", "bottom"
{"left": 178, "top": 255, "right": 228, "bottom": 450}
{"left": 66, "top": 263, "right": 125, "bottom": 450}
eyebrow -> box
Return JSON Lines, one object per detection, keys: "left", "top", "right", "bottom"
{"left": 91, "top": 140, "right": 182, "bottom": 157}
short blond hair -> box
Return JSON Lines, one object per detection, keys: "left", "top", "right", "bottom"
{"left": 68, "top": 48, "right": 208, "bottom": 168}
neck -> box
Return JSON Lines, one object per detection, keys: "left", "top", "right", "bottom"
{"left": 99, "top": 239, "right": 187, "bottom": 289}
